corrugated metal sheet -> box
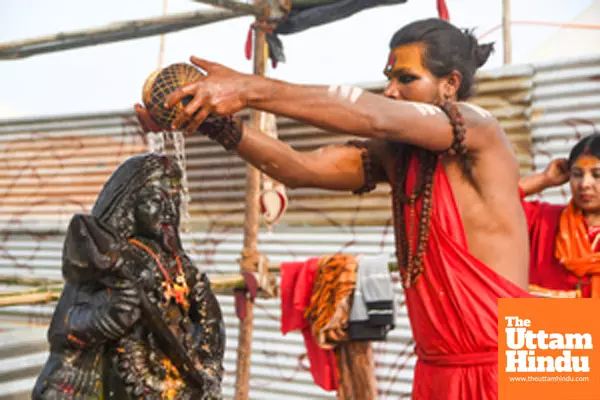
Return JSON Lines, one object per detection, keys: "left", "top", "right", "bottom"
{"left": 0, "top": 62, "right": 538, "bottom": 399}
{"left": 472, "top": 64, "right": 534, "bottom": 173}
{"left": 530, "top": 55, "right": 600, "bottom": 204}
{"left": 0, "top": 326, "right": 49, "bottom": 400}
{"left": 0, "top": 111, "right": 146, "bottom": 231}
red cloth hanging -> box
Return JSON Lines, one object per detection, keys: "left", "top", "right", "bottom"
{"left": 244, "top": 24, "right": 255, "bottom": 60}
{"left": 280, "top": 258, "right": 338, "bottom": 391}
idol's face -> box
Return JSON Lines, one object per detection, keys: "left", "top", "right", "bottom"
{"left": 135, "top": 175, "right": 182, "bottom": 240}
{"left": 382, "top": 43, "right": 459, "bottom": 104}
{"left": 570, "top": 154, "right": 600, "bottom": 214}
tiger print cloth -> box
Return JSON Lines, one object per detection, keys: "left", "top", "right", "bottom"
{"left": 304, "top": 255, "right": 357, "bottom": 349}
{"left": 304, "top": 254, "right": 379, "bottom": 399}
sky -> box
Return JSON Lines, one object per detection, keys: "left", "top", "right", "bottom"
{"left": 0, "top": 0, "right": 597, "bottom": 118}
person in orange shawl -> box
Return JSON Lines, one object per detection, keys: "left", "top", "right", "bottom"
{"left": 135, "top": 18, "right": 532, "bottom": 400}
{"left": 520, "top": 133, "right": 600, "bottom": 298}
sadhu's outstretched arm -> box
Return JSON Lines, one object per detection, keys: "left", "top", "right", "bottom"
{"left": 135, "top": 104, "right": 383, "bottom": 192}
{"left": 166, "top": 57, "right": 500, "bottom": 155}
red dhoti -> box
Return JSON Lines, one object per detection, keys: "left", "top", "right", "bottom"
{"left": 401, "top": 157, "right": 531, "bottom": 400}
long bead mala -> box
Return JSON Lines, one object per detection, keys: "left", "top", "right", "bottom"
{"left": 393, "top": 100, "right": 467, "bottom": 288}
{"left": 392, "top": 146, "right": 437, "bottom": 289}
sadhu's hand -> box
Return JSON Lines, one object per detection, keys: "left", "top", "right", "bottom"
{"left": 134, "top": 103, "right": 162, "bottom": 133}
{"left": 543, "top": 158, "right": 570, "bottom": 187}
{"left": 166, "top": 57, "right": 251, "bottom": 135}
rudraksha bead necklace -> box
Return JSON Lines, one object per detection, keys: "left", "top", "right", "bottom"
{"left": 393, "top": 100, "right": 467, "bottom": 288}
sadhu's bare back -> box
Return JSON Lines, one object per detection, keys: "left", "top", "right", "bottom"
{"left": 440, "top": 104, "right": 529, "bottom": 290}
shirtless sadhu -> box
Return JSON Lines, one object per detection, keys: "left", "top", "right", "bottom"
{"left": 136, "top": 18, "right": 531, "bottom": 400}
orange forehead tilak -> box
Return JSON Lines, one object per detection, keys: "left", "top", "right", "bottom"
{"left": 384, "top": 44, "right": 427, "bottom": 77}
{"left": 575, "top": 155, "right": 600, "bottom": 169}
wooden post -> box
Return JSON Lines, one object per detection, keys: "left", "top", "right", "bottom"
{"left": 502, "top": 0, "right": 511, "bottom": 64}
{"left": 191, "top": 0, "right": 261, "bottom": 15}
{"left": 233, "top": 21, "right": 269, "bottom": 400}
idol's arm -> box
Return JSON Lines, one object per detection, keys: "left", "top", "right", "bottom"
{"left": 61, "top": 282, "right": 140, "bottom": 347}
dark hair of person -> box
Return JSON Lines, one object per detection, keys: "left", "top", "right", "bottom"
{"left": 389, "top": 18, "right": 495, "bottom": 100}
{"left": 568, "top": 133, "right": 600, "bottom": 168}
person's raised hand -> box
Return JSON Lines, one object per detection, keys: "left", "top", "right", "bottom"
{"left": 166, "top": 57, "right": 252, "bottom": 135}
{"left": 134, "top": 103, "right": 162, "bottom": 133}
{"left": 543, "top": 158, "right": 570, "bottom": 187}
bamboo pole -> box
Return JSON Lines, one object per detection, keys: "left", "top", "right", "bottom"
{"left": 0, "top": 9, "right": 248, "bottom": 60}
{"left": 0, "top": 260, "right": 398, "bottom": 289}
{"left": 0, "top": 276, "right": 62, "bottom": 286}
{"left": 0, "top": 257, "right": 400, "bottom": 308}
{"left": 0, "top": 258, "right": 398, "bottom": 308}
{"left": 0, "top": 276, "right": 248, "bottom": 308}
{"left": 502, "top": 0, "right": 512, "bottom": 64}
{"left": 0, "top": 286, "right": 62, "bottom": 307}
{"left": 233, "top": 23, "right": 269, "bottom": 400}
{"left": 191, "top": 0, "right": 262, "bottom": 15}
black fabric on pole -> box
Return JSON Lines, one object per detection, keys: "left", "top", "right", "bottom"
{"left": 275, "top": 0, "right": 407, "bottom": 35}
{"left": 264, "top": 0, "right": 408, "bottom": 64}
